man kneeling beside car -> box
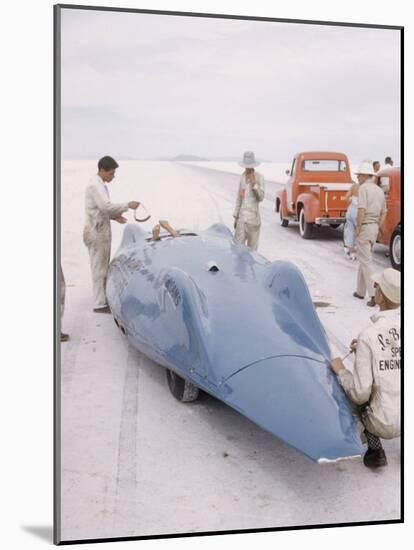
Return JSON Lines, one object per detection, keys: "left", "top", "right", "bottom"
{"left": 330, "top": 268, "right": 401, "bottom": 468}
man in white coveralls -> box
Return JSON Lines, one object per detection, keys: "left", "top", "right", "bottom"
{"left": 233, "top": 151, "right": 265, "bottom": 251}
{"left": 83, "top": 156, "right": 140, "bottom": 312}
{"left": 352, "top": 160, "right": 387, "bottom": 307}
{"left": 331, "top": 268, "right": 401, "bottom": 469}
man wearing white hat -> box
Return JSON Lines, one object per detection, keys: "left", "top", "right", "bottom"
{"left": 353, "top": 161, "right": 387, "bottom": 306}
{"left": 233, "top": 151, "right": 265, "bottom": 250}
{"left": 331, "top": 268, "right": 401, "bottom": 468}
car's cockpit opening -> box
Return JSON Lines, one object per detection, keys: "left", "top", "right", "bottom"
{"left": 146, "top": 231, "right": 199, "bottom": 242}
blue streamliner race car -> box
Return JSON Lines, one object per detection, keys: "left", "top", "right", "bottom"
{"left": 106, "top": 223, "right": 363, "bottom": 463}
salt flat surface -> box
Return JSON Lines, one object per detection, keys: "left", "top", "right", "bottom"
{"left": 59, "top": 160, "right": 399, "bottom": 542}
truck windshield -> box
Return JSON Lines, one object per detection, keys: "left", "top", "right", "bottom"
{"left": 302, "top": 160, "right": 347, "bottom": 172}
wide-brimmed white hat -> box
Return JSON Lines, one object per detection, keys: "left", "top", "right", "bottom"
{"left": 372, "top": 268, "right": 401, "bottom": 305}
{"left": 355, "top": 161, "right": 376, "bottom": 176}
{"left": 238, "top": 151, "right": 260, "bottom": 168}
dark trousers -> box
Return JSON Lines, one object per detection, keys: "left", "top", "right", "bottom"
{"left": 364, "top": 430, "right": 383, "bottom": 450}
{"left": 358, "top": 405, "right": 383, "bottom": 450}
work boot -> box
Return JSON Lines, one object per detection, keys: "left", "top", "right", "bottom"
{"left": 353, "top": 292, "right": 364, "bottom": 299}
{"left": 93, "top": 305, "right": 111, "bottom": 313}
{"left": 363, "top": 448, "right": 387, "bottom": 468}
{"left": 366, "top": 297, "right": 376, "bottom": 307}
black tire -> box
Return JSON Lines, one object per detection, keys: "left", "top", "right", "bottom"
{"left": 279, "top": 205, "right": 289, "bottom": 227}
{"left": 166, "top": 369, "right": 200, "bottom": 402}
{"left": 390, "top": 226, "right": 401, "bottom": 271}
{"left": 299, "top": 208, "right": 314, "bottom": 239}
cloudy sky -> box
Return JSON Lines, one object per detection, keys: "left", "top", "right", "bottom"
{"left": 60, "top": 8, "right": 401, "bottom": 162}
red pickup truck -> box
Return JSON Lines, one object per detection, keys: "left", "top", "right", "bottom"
{"left": 376, "top": 166, "right": 401, "bottom": 271}
{"left": 276, "top": 151, "right": 353, "bottom": 238}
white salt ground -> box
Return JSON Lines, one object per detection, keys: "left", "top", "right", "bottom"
{"left": 59, "top": 160, "right": 399, "bottom": 542}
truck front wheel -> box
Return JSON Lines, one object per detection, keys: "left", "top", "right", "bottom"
{"left": 390, "top": 226, "right": 401, "bottom": 271}
{"left": 299, "top": 208, "right": 314, "bottom": 239}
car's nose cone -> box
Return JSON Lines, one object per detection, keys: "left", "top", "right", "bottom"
{"left": 222, "top": 355, "right": 363, "bottom": 462}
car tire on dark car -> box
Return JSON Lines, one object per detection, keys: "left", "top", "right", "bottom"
{"left": 390, "top": 226, "right": 401, "bottom": 271}
{"left": 299, "top": 208, "right": 314, "bottom": 239}
{"left": 166, "top": 369, "right": 200, "bottom": 402}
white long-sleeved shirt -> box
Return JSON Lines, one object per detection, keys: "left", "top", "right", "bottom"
{"left": 84, "top": 175, "right": 129, "bottom": 240}
{"left": 233, "top": 172, "right": 265, "bottom": 226}
{"left": 338, "top": 308, "right": 401, "bottom": 439}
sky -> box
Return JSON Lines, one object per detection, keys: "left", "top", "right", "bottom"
{"left": 60, "top": 8, "right": 401, "bottom": 163}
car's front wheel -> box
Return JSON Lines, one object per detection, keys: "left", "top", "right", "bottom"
{"left": 166, "top": 369, "right": 200, "bottom": 402}
{"left": 390, "top": 226, "right": 401, "bottom": 271}
{"left": 299, "top": 208, "right": 314, "bottom": 239}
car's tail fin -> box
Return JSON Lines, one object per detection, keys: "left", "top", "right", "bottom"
{"left": 206, "top": 223, "right": 234, "bottom": 240}
{"left": 156, "top": 267, "right": 215, "bottom": 383}
{"left": 264, "top": 260, "right": 331, "bottom": 361}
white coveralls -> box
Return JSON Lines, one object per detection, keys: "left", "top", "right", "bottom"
{"left": 355, "top": 179, "right": 387, "bottom": 298}
{"left": 83, "top": 175, "right": 129, "bottom": 309}
{"left": 338, "top": 309, "right": 401, "bottom": 440}
{"left": 233, "top": 172, "right": 265, "bottom": 250}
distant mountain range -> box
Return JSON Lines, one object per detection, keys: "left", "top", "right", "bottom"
{"left": 158, "top": 155, "right": 272, "bottom": 162}
{"left": 169, "top": 154, "right": 210, "bottom": 161}
{"left": 168, "top": 155, "right": 273, "bottom": 162}
{"left": 62, "top": 154, "right": 274, "bottom": 162}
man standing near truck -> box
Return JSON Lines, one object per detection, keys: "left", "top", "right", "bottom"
{"left": 353, "top": 161, "right": 387, "bottom": 307}
{"left": 233, "top": 151, "right": 265, "bottom": 251}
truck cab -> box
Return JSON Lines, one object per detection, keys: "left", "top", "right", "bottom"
{"left": 276, "top": 152, "right": 353, "bottom": 238}
{"left": 376, "top": 166, "right": 401, "bottom": 270}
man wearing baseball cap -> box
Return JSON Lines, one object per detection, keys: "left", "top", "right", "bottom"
{"left": 353, "top": 160, "right": 387, "bottom": 306}
{"left": 331, "top": 268, "right": 401, "bottom": 468}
